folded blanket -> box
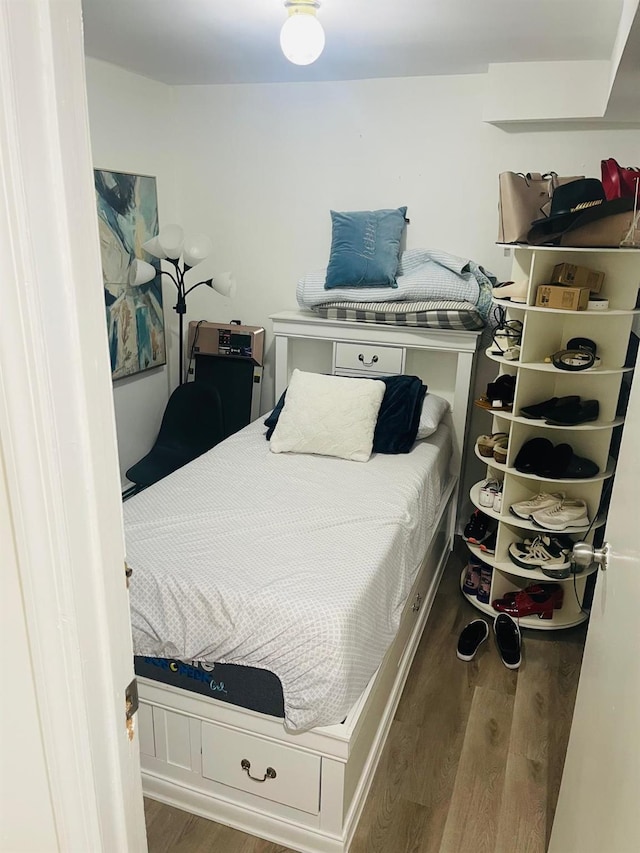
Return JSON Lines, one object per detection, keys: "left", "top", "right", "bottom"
{"left": 297, "top": 248, "right": 496, "bottom": 321}
{"left": 265, "top": 374, "right": 427, "bottom": 454}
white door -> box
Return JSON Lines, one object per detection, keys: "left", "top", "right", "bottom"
{"left": 549, "top": 365, "right": 640, "bottom": 853}
{"left": 0, "top": 1, "right": 147, "bottom": 850}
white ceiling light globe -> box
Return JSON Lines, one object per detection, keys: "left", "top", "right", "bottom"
{"left": 280, "top": 13, "right": 325, "bottom": 66}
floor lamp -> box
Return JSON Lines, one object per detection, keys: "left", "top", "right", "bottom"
{"left": 129, "top": 225, "right": 236, "bottom": 384}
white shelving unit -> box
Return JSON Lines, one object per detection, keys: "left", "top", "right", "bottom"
{"left": 464, "top": 245, "right": 640, "bottom": 630}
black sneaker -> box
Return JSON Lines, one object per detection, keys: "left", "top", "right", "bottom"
{"left": 479, "top": 529, "right": 497, "bottom": 555}
{"left": 456, "top": 619, "right": 489, "bottom": 661}
{"left": 463, "top": 510, "right": 494, "bottom": 545}
{"left": 494, "top": 613, "right": 521, "bottom": 670}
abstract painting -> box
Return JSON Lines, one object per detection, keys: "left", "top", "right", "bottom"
{"left": 94, "top": 169, "right": 166, "bottom": 380}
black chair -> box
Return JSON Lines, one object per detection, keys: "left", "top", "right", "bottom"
{"left": 125, "top": 381, "right": 225, "bottom": 491}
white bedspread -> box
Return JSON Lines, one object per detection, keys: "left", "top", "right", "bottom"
{"left": 124, "top": 419, "right": 451, "bottom": 731}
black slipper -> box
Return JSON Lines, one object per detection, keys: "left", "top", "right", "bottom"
{"left": 457, "top": 619, "right": 490, "bottom": 661}
{"left": 514, "top": 437, "right": 554, "bottom": 474}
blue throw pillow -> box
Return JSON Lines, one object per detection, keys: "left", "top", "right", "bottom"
{"left": 324, "top": 207, "right": 407, "bottom": 289}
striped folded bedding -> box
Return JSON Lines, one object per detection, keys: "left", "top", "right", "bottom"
{"left": 296, "top": 248, "right": 495, "bottom": 322}
{"left": 313, "top": 300, "right": 486, "bottom": 330}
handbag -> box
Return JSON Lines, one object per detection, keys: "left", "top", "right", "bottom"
{"left": 601, "top": 158, "right": 640, "bottom": 201}
{"left": 498, "top": 171, "right": 583, "bottom": 244}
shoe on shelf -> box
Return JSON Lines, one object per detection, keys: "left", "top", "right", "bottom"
{"left": 509, "top": 491, "right": 565, "bottom": 520}
{"left": 514, "top": 437, "right": 554, "bottom": 474}
{"left": 493, "top": 280, "right": 528, "bottom": 303}
{"left": 457, "top": 619, "right": 490, "bottom": 661}
{"left": 493, "top": 436, "right": 509, "bottom": 465}
{"left": 493, "top": 584, "right": 564, "bottom": 619}
{"left": 520, "top": 395, "right": 580, "bottom": 420}
{"left": 476, "top": 432, "right": 509, "bottom": 457}
{"left": 501, "top": 582, "right": 562, "bottom": 603}
{"left": 477, "top": 564, "right": 494, "bottom": 604}
{"left": 479, "top": 529, "right": 497, "bottom": 555}
{"left": 463, "top": 510, "right": 496, "bottom": 545}
{"left": 479, "top": 478, "right": 503, "bottom": 509}
{"left": 508, "top": 535, "right": 572, "bottom": 570}
{"left": 531, "top": 498, "right": 590, "bottom": 530}
{"left": 545, "top": 399, "right": 600, "bottom": 426}
{"left": 476, "top": 374, "right": 516, "bottom": 411}
{"left": 494, "top": 613, "right": 522, "bottom": 669}
{"left": 462, "top": 557, "right": 483, "bottom": 595}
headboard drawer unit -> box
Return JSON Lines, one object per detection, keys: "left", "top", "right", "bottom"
{"left": 333, "top": 341, "right": 403, "bottom": 375}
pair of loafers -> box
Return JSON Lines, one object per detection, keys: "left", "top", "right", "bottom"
{"left": 520, "top": 395, "right": 600, "bottom": 426}
{"left": 514, "top": 437, "right": 599, "bottom": 479}
{"left": 457, "top": 615, "right": 521, "bottom": 669}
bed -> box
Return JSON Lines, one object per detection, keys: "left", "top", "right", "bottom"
{"left": 130, "top": 314, "right": 481, "bottom": 853}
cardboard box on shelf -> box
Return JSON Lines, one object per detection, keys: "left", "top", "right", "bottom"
{"left": 535, "top": 284, "right": 591, "bottom": 311}
{"left": 551, "top": 262, "right": 605, "bottom": 293}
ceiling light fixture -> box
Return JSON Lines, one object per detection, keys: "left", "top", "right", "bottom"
{"left": 280, "top": 0, "right": 325, "bottom": 66}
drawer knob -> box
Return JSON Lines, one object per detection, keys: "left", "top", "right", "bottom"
{"left": 358, "top": 353, "right": 379, "bottom": 367}
{"left": 241, "top": 758, "right": 277, "bottom": 782}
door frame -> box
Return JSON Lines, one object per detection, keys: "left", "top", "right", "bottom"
{"left": 0, "top": 1, "right": 146, "bottom": 849}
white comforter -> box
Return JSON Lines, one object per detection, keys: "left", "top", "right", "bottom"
{"left": 124, "top": 419, "right": 451, "bottom": 731}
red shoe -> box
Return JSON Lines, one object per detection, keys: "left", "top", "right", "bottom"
{"left": 492, "top": 585, "right": 563, "bottom": 619}
{"left": 501, "top": 583, "right": 563, "bottom": 609}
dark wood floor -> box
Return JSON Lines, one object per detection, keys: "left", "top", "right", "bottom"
{"left": 145, "top": 544, "right": 586, "bottom": 853}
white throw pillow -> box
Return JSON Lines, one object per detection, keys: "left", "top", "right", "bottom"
{"left": 270, "top": 369, "right": 386, "bottom": 462}
{"left": 416, "top": 393, "right": 450, "bottom": 440}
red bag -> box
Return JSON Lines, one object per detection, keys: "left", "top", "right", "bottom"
{"left": 601, "top": 158, "right": 640, "bottom": 201}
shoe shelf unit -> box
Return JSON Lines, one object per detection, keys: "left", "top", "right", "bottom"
{"left": 464, "top": 245, "right": 640, "bottom": 630}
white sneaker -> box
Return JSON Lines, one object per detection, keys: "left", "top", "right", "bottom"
{"left": 531, "top": 499, "right": 589, "bottom": 531}
{"left": 510, "top": 492, "right": 564, "bottom": 520}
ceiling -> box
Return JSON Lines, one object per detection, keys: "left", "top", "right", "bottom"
{"left": 81, "top": 0, "right": 625, "bottom": 86}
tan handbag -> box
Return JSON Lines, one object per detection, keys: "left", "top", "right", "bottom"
{"left": 498, "top": 172, "right": 583, "bottom": 244}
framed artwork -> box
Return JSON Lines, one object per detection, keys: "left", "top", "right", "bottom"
{"left": 94, "top": 169, "right": 166, "bottom": 380}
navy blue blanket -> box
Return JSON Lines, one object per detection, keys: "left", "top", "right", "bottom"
{"left": 264, "top": 374, "right": 427, "bottom": 454}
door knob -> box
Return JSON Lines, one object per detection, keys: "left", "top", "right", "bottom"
{"left": 572, "top": 541, "right": 610, "bottom": 572}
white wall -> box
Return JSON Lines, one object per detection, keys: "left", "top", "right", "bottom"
{"left": 173, "top": 74, "right": 640, "bottom": 409}
{"left": 86, "top": 65, "right": 639, "bottom": 489}
{"left": 171, "top": 74, "right": 639, "bottom": 502}
{"left": 85, "top": 59, "right": 178, "bottom": 486}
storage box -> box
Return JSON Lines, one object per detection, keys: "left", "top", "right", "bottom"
{"left": 535, "top": 285, "right": 591, "bottom": 311}
{"left": 551, "top": 262, "right": 604, "bottom": 293}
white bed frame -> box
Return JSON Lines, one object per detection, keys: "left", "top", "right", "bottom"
{"left": 137, "top": 312, "right": 481, "bottom": 852}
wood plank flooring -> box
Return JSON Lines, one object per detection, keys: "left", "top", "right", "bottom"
{"left": 144, "top": 544, "right": 586, "bottom": 853}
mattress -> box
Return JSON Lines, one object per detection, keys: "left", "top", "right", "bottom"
{"left": 124, "top": 418, "right": 452, "bottom": 731}
{"left": 313, "top": 300, "right": 485, "bottom": 330}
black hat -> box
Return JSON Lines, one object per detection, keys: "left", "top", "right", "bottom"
{"left": 528, "top": 179, "right": 634, "bottom": 246}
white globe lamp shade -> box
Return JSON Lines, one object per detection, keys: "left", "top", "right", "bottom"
{"left": 183, "top": 233, "right": 214, "bottom": 267}
{"left": 212, "top": 271, "right": 237, "bottom": 299}
{"left": 157, "top": 224, "right": 184, "bottom": 259}
{"left": 128, "top": 258, "right": 156, "bottom": 286}
{"left": 280, "top": 12, "right": 325, "bottom": 66}
{"left": 141, "top": 235, "right": 167, "bottom": 260}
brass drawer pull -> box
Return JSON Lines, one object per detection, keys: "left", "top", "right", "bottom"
{"left": 358, "top": 353, "right": 379, "bottom": 367}
{"left": 241, "top": 758, "right": 277, "bottom": 782}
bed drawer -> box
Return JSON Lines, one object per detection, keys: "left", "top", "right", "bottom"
{"left": 334, "top": 341, "right": 403, "bottom": 375}
{"left": 201, "top": 723, "right": 321, "bottom": 814}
